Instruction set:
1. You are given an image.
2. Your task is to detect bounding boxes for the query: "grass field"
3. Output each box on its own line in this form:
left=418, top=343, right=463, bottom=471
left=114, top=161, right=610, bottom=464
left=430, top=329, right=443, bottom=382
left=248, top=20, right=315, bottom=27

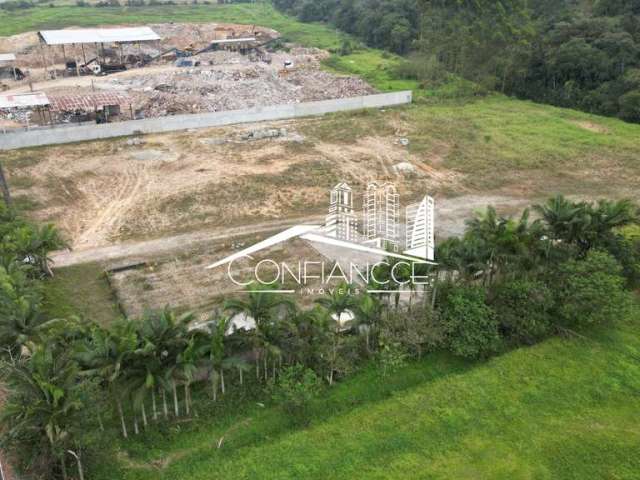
left=42, top=262, right=122, bottom=324
left=89, top=314, right=640, bottom=480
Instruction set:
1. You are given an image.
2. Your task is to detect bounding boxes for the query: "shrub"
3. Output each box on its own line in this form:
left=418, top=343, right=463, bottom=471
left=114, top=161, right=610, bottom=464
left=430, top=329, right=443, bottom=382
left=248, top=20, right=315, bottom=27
left=392, top=53, right=448, bottom=86
left=439, top=286, right=501, bottom=359
left=272, top=365, right=321, bottom=426
left=556, top=250, right=633, bottom=328
left=492, top=280, right=553, bottom=345
left=379, top=306, right=444, bottom=359
left=377, top=340, right=407, bottom=377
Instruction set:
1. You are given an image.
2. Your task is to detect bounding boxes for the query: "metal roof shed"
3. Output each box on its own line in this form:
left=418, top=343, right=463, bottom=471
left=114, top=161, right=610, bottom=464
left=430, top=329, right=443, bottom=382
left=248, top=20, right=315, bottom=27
left=0, top=92, right=49, bottom=109
left=0, top=53, right=17, bottom=63
left=38, top=27, right=161, bottom=45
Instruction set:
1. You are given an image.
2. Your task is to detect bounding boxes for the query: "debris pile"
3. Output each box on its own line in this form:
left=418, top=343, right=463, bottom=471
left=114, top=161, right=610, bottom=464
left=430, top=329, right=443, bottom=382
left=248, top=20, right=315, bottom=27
left=101, top=50, right=375, bottom=117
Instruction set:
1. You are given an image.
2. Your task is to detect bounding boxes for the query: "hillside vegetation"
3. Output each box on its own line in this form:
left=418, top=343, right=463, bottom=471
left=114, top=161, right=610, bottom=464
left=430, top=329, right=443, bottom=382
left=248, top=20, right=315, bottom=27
left=91, top=317, right=640, bottom=479
left=275, top=0, right=640, bottom=122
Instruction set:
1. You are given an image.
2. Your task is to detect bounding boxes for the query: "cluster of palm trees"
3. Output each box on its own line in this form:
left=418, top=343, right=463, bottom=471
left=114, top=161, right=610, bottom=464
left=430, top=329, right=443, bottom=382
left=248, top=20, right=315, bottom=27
left=437, top=195, right=638, bottom=287
left=0, top=195, right=637, bottom=479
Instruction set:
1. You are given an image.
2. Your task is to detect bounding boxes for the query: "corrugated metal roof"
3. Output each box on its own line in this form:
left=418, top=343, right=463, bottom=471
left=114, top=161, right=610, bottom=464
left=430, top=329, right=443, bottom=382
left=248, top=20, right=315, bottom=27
left=0, top=53, right=16, bottom=62
left=49, top=92, right=130, bottom=112
left=39, top=27, right=160, bottom=45
left=0, top=92, right=49, bottom=109
left=210, top=37, right=256, bottom=45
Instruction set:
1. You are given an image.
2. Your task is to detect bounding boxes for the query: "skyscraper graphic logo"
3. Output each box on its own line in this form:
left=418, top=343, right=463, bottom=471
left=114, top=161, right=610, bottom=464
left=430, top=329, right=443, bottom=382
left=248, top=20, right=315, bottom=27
left=325, top=182, right=359, bottom=242
left=363, top=182, right=400, bottom=252
left=405, top=196, right=435, bottom=261
left=207, top=180, right=436, bottom=274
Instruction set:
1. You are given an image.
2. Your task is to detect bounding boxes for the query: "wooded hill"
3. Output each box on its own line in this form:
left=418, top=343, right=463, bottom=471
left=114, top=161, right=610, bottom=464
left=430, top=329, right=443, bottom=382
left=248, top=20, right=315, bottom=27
left=273, top=0, right=640, bottom=122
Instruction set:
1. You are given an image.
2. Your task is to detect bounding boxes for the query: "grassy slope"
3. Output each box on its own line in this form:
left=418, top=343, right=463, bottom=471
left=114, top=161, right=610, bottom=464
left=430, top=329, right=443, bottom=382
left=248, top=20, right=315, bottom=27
left=403, top=96, right=640, bottom=192
left=93, top=318, right=640, bottom=480
left=42, top=262, right=121, bottom=324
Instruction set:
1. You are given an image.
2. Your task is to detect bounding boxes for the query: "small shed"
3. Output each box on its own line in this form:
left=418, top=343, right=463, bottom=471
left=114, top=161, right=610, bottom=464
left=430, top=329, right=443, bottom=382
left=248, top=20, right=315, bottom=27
left=0, top=53, right=24, bottom=81
left=0, top=92, right=51, bottom=126
left=37, top=27, right=161, bottom=77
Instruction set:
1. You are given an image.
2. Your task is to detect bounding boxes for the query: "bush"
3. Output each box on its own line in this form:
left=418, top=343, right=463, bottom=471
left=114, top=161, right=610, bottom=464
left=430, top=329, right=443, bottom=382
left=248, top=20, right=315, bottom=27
left=619, top=90, right=640, bottom=122
left=377, top=341, right=407, bottom=377
left=492, top=280, right=553, bottom=345
left=392, top=53, right=448, bottom=86
left=379, top=306, right=444, bottom=359
left=556, top=250, right=633, bottom=328
left=439, top=286, right=501, bottom=359
left=272, top=365, right=321, bottom=426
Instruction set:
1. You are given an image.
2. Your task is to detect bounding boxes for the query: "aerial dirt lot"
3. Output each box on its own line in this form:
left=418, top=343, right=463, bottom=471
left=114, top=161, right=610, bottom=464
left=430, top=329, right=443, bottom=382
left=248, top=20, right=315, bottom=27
left=4, top=103, right=639, bottom=252
left=5, top=97, right=640, bottom=319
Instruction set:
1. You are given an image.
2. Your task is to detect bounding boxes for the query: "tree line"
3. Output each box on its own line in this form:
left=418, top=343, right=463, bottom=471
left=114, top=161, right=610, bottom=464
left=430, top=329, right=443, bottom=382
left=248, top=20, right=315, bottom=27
left=274, top=0, right=640, bottom=122
left=0, top=196, right=639, bottom=478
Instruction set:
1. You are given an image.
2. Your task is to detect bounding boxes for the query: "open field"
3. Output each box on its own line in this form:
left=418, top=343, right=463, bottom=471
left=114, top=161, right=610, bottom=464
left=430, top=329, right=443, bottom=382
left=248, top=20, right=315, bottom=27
left=88, top=314, right=640, bottom=479
left=5, top=96, right=639, bottom=250
left=5, top=95, right=639, bottom=322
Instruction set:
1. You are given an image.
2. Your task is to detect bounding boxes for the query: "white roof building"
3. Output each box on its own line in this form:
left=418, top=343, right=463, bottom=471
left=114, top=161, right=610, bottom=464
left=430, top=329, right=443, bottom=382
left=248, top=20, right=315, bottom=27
left=0, top=92, right=49, bottom=109
left=0, top=53, right=17, bottom=63
left=38, top=27, right=160, bottom=45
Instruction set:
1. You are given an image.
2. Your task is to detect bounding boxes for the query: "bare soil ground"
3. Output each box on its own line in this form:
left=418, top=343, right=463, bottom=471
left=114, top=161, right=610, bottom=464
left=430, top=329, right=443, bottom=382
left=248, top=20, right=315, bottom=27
left=5, top=113, right=470, bottom=250
left=6, top=99, right=640, bottom=319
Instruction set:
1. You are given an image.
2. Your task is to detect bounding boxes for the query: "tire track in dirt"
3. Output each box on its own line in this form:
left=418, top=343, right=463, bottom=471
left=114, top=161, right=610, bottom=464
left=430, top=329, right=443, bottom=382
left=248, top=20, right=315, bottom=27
left=74, top=164, right=150, bottom=249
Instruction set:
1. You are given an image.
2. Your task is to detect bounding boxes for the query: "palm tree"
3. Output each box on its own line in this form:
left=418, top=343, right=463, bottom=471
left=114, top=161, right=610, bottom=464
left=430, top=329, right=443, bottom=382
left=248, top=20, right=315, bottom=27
left=282, top=306, right=328, bottom=368
left=10, top=223, right=66, bottom=278
left=1, top=343, right=85, bottom=479
left=586, top=199, right=637, bottom=249
left=137, top=309, right=193, bottom=419
left=534, top=195, right=589, bottom=247
left=315, top=282, right=358, bottom=385
left=206, top=315, right=232, bottom=401
left=0, top=262, right=48, bottom=358
left=352, top=293, right=384, bottom=353
left=175, top=336, right=199, bottom=416
left=224, top=283, right=293, bottom=381
left=76, top=320, right=138, bottom=439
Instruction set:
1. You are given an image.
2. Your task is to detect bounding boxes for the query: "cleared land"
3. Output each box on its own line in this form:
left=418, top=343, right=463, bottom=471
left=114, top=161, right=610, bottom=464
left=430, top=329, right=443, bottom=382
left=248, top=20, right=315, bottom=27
left=4, top=95, right=639, bottom=320
left=88, top=316, right=640, bottom=479
left=5, top=97, right=639, bottom=249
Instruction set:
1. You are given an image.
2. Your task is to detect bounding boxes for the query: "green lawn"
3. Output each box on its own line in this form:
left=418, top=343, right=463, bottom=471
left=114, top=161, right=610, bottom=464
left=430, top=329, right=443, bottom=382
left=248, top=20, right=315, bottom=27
left=42, top=262, right=121, bottom=325
left=90, top=315, right=640, bottom=480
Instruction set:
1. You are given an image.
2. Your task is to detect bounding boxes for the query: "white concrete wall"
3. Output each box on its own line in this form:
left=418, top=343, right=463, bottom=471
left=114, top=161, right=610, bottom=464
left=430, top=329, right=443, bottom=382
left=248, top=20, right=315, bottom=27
left=0, top=91, right=412, bottom=150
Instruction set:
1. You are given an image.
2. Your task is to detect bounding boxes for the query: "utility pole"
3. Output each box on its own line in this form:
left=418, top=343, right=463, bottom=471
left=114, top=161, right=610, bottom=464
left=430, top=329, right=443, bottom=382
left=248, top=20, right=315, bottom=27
left=0, top=160, right=12, bottom=208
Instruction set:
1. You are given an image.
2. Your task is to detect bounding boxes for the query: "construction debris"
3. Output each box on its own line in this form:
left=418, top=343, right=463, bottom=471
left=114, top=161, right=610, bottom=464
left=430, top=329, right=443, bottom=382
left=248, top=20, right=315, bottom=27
left=0, top=23, right=376, bottom=127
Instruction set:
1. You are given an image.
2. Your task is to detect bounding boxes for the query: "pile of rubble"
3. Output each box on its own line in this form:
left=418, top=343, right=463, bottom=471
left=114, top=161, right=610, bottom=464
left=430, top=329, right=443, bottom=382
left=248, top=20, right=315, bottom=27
left=101, top=50, right=375, bottom=117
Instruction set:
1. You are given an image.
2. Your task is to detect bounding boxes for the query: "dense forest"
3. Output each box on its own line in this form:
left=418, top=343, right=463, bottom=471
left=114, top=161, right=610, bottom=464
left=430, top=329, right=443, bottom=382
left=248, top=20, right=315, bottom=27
left=273, top=0, right=640, bottom=122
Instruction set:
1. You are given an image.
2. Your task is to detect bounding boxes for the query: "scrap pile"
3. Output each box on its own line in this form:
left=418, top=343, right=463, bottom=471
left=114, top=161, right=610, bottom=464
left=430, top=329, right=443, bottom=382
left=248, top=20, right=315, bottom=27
left=102, top=48, right=375, bottom=117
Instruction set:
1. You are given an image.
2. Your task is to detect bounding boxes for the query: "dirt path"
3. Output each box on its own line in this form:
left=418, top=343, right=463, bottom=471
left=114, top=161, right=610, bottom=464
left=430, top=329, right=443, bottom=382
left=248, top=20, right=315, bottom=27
left=51, top=215, right=327, bottom=268
left=51, top=194, right=529, bottom=268
left=75, top=163, right=151, bottom=248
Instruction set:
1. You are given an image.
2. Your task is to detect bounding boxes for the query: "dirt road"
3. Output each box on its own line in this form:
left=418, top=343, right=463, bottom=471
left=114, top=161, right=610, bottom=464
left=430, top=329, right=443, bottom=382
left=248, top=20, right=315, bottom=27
left=51, top=195, right=529, bottom=268
left=51, top=215, right=326, bottom=268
